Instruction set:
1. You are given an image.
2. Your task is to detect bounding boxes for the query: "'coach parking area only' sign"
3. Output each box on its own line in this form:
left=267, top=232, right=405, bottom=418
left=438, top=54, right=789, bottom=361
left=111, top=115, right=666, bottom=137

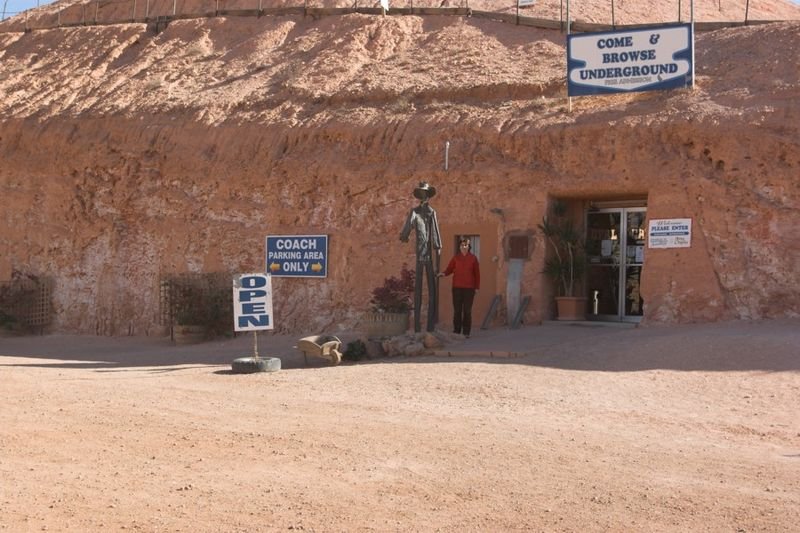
left=266, top=235, right=328, bottom=278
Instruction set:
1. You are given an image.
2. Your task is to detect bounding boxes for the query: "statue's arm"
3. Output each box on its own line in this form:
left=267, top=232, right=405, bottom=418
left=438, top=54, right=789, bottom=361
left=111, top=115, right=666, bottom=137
left=400, top=209, right=413, bottom=242
left=431, top=209, right=442, bottom=252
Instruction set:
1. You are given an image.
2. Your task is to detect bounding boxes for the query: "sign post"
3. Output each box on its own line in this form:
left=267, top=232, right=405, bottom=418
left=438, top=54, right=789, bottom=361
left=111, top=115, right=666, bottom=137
left=231, top=273, right=279, bottom=374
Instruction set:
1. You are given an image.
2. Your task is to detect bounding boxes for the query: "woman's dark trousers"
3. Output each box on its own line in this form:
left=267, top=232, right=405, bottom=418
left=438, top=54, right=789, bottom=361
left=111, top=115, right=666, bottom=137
left=452, top=287, right=476, bottom=336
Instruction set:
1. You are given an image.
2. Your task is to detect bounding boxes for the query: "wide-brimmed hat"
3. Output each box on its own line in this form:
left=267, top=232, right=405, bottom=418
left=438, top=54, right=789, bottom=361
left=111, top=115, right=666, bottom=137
left=413, top=181, right=436, bottom=200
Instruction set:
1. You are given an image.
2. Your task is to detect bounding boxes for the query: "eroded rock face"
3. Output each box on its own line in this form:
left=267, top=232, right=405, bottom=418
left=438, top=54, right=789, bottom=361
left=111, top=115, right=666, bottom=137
left=0, top=13, right=798, bottom=335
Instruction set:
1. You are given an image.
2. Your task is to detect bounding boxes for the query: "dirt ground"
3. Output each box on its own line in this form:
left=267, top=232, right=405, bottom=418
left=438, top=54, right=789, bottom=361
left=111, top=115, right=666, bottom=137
left=1, top=319, right=799, bottom=532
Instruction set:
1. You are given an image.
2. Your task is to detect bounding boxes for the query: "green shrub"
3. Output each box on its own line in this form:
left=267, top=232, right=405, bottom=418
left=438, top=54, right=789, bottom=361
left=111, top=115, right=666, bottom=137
left=343, top=339, right=368, bottom=361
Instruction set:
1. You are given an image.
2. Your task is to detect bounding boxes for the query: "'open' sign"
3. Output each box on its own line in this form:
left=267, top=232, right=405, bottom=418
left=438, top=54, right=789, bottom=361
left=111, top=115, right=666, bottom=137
left=233, top=273, right=274, bottom=331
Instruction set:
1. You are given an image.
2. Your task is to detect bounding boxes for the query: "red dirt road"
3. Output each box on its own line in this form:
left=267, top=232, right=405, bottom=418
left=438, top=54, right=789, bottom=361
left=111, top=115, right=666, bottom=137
left=1, top=320, right=799, bottom=531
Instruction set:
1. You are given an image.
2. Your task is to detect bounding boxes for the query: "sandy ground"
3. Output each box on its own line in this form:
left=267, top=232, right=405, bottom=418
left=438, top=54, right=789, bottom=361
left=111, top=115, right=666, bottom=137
left=1, top=319, right=798, bottom=531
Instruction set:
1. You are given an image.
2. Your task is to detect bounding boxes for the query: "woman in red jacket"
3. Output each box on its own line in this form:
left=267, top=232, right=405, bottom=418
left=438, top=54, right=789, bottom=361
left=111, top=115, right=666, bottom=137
left=438, top=237, right=480, bottom=337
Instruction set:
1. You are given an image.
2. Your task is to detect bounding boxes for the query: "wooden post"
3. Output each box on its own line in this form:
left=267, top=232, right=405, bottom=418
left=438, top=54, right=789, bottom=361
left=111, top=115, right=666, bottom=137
left=611, top=0, right=615, bottom=29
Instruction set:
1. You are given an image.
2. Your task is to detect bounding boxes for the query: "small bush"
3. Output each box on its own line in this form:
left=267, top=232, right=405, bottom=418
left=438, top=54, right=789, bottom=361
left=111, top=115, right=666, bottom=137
left=343, top=339, right=368, bottom=361
left=370, top=265, right=414, bottom=313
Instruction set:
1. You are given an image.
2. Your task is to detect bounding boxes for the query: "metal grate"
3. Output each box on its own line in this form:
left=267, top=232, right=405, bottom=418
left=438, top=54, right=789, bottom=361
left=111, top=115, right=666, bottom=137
left=0, top=276, right=54, bottom=332
left=159, top=272, right=234, bottom=337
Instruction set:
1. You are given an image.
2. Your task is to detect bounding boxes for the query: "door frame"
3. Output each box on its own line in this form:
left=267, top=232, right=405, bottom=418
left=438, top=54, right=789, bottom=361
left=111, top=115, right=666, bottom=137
left=586, top=206, right=647, bottom=323
left=437, top=222, right=498, bottom=331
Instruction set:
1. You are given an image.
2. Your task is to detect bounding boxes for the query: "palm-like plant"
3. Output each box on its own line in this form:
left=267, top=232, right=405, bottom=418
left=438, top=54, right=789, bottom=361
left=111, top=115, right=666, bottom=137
left=538, top=201, right=586, bottom=297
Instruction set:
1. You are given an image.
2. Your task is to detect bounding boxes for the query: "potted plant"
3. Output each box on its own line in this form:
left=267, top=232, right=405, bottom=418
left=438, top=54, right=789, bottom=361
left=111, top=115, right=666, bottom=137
left=538, top=200, right=588, bottom=320
left=363, top=265, right=414, bottom=338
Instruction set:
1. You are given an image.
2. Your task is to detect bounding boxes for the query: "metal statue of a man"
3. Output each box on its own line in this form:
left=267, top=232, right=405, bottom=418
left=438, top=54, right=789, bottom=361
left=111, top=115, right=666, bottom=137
left=400, top=181, right=442, bottom=333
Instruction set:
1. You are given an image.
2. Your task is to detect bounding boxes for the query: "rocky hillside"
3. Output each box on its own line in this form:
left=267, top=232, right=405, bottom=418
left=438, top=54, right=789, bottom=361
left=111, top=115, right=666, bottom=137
left=4, top=0, right=800, bottom=29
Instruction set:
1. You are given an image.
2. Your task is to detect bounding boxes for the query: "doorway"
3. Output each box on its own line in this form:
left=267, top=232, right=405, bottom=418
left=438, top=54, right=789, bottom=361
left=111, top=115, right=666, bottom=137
left=585, top=207, right=647, bottom=322
left=437, top=223, right=498, bottom=333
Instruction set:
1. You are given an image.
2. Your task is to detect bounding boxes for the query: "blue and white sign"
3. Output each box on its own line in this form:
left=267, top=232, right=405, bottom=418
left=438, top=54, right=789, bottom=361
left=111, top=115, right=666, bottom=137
left=233, top=273, right=274, bottom=331
left=567, top=24, right=692, bottom=96
left=266, top=235, right=328, bottom=278
left=648, top=218, right=692, bottom=249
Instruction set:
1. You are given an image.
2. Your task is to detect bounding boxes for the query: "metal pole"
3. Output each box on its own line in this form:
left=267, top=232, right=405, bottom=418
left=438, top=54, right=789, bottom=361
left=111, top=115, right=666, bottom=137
left=253, top=331, right=259, bottom=359
left=1, top=0, right=7, bottom=22
left=691, top=0, right=695, bottom=88
left=567, top=0, right=572, bottom=112
left=744, top=0, right=750, bottom=25
left=678, top=0, right=681, bottom=22
left=433, top=247, right=440, bottom=326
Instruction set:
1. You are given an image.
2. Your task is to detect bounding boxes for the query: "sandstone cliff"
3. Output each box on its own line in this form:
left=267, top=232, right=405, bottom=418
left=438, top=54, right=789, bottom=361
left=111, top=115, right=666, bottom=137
left=0, top=1, right=798, bottom=334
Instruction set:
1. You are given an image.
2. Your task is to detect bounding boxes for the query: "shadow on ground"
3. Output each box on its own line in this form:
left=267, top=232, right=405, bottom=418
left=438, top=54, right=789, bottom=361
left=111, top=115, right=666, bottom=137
left=1, top=318, right=798, bottom=373
left=0, top=332, right=317, bottom=371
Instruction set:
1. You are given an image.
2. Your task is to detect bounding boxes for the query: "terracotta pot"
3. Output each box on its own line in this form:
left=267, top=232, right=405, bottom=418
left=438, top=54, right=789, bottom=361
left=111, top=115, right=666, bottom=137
left=363, top=311, right=409, bottom=338
left=173, top=324, right=205, bottom=344
left=555, top=296, right=587, bottom=321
